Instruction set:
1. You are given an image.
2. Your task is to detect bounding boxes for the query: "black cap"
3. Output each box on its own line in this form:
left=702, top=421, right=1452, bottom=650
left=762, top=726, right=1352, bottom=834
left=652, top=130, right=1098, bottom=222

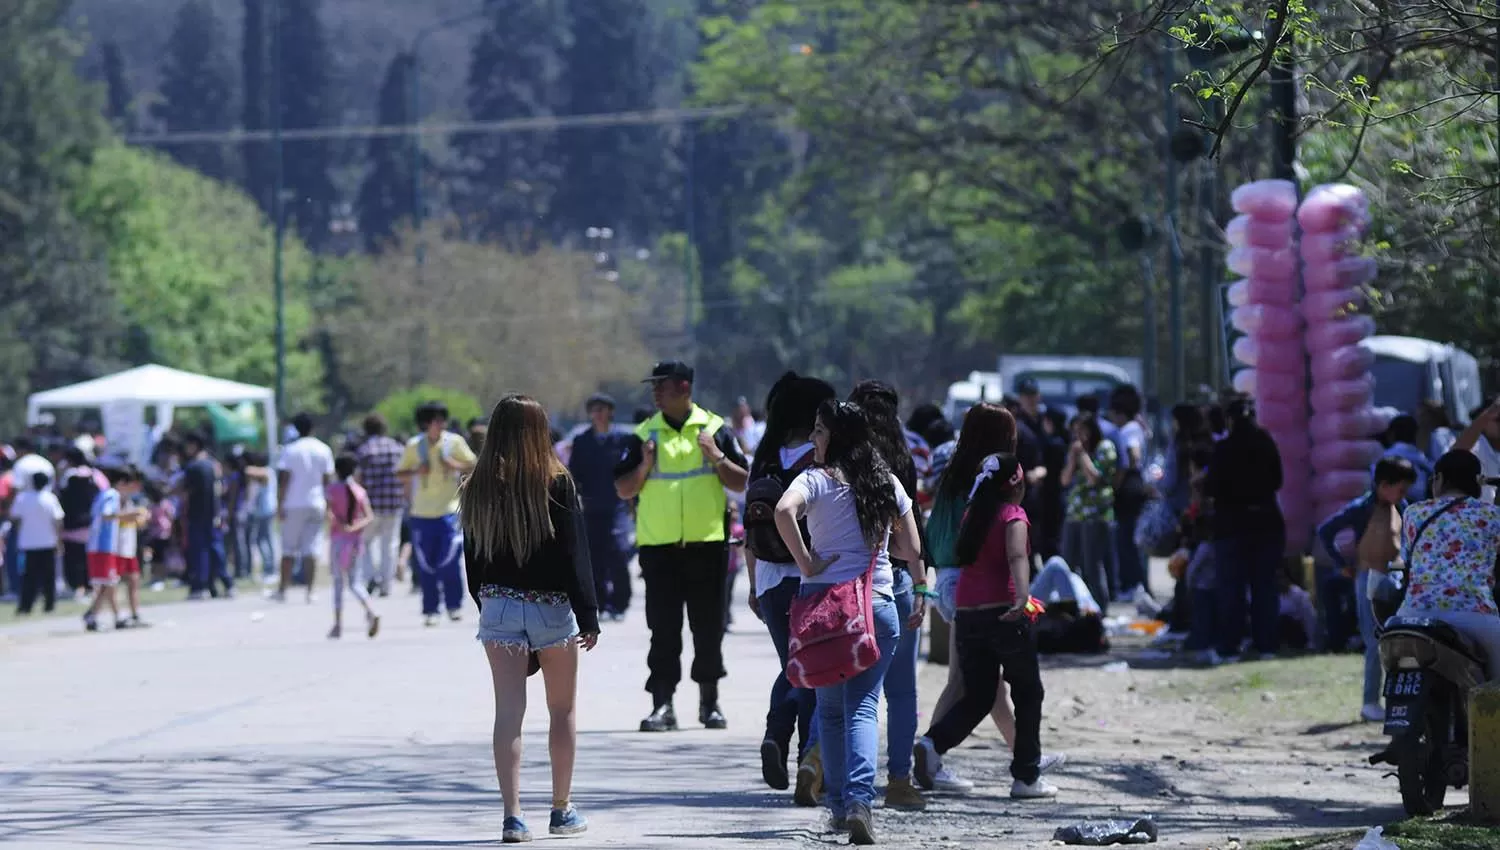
left=641, top=361, right=694, bottom=384
left=1015, top=376, right=1041, bottom=396
left=586, top=393, right=616, bottom=409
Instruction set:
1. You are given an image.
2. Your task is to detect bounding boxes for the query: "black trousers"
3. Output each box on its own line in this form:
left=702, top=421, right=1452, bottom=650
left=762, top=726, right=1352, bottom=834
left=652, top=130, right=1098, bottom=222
left=19, top=548, right=58, bottom=614
left=640, top=543, right=728, bottom=702
left=924, top=607, right=1045, bottom=784
left=62, top=541, right=88, bottom=591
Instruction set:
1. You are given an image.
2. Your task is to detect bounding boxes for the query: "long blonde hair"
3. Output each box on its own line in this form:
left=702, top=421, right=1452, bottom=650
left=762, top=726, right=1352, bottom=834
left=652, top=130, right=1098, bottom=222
left=460, top=394, right=570, bottom=562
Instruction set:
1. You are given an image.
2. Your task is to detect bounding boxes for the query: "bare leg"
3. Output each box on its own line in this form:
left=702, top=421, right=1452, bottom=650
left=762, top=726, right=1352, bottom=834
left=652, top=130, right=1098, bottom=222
left=125, top=575, right=141, bottom=618
left=538, top=641, right=580, bottom=809
left=485, top=644, right=531, bottom=817
left=278, top=556, right=294, bottom=595
left=303, top=560, right=318, bottom=602
left=991, top=680, right=1016, bottom=747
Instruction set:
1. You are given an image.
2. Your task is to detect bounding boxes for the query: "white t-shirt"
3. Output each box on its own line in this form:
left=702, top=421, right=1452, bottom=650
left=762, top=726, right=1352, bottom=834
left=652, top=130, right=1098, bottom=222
left=12, top=453, right=56, bottom=492
left=752, top=443, right=816, bottom=599
left=277, top=436, right=336, bottom=512
left=1475, top=436, right=1500, bottom=503
left=787, top=468, right=912, bottom=599
left=1118, top=420, right=1148, bottom=470
left=10, top=489, right=63, bottom=550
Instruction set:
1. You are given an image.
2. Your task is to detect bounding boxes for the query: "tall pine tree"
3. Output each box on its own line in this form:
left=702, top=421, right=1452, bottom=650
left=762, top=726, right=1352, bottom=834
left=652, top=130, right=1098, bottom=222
left=241, top=0, right=270, bottom=212
left=551, top=0, right=661, bottom=246
left=153, top=0, right=235, bottom=182
left=277, top=0, right=338, bottom=249
left=457, top=0, right=569, bottom=245
left=356, top=53, right=414, bottom=252
left=100, top=42, right=133, bottom=132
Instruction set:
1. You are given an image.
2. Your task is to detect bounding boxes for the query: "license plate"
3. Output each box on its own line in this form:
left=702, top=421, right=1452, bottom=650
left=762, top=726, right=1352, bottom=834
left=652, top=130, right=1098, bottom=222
left=1387, top=670, right=1427, bottom=700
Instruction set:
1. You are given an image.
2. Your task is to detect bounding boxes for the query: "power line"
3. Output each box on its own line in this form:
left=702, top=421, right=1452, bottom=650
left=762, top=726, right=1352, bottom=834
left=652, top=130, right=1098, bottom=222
left=124, top=105, right=758, bottom=146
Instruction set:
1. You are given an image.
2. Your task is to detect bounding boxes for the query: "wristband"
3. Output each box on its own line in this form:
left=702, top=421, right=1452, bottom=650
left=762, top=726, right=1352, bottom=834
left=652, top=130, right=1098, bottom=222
left=913, top=582, right=929, bottom=592
left=917, top=589, right=940, bottom=600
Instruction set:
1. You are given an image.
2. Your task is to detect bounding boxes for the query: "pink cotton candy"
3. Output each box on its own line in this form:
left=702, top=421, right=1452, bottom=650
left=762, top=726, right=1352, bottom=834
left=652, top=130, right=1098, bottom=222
left=1311, top=439, right=1384, bottom=473
left=1226, top=279, right=1249, bottom=307
left=1297, top=184, right=1371, bottom=233
left=1256, top=373, right=1307, bottom=405
left=1301, top=288, right=1369, bottom=322
left=1310, top=344, right=1376, bottom=384
left=1313, top=471, right=1372, bottom=505
left=1232, top=368, right=1257, bottom=395
left=1306, top=316, right=1376, bottom=354
left=1285, top=523, right=1312, bottom=556
left=1299, top=227, right=1363, bottom=263
left=1232, top=336, right=1260, bottom=365
left=1303, top=257, right=1378, bottom=292
left=1271, top=431, right=1311, bottom=462
left=1258, top=400, right=1306, bottom=431
left=1243, top=275, right=1299, bottom=307
left=1232, top=179, right=1300, bottom=221
left=1310, top=407, right=1390, bottom=443
left=1311, top=377, right=1375, bottom=413
left=1226, top=246, right=1299, bottom=281
left=1256, top=305, right=1303, bottom=338
left=1252, top=341, right=1306, bottom=374
left=1226, top=214, right=1295, bottom=249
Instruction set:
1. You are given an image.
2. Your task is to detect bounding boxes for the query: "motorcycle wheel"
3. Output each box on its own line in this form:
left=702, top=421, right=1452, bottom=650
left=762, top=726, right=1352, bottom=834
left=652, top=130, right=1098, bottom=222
left=1397, top=693, right=1450, bottom=817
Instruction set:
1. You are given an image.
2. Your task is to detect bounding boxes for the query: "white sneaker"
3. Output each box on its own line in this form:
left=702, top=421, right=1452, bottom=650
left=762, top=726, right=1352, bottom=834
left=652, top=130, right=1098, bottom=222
left=1039, top=753, right=1067, bottom=775
left=932, top=767, right=975, bottom=793
left=424, top=614, right=440, bottom=627
left=1360, top=703, right=1384, bottom=723
left=1011, top=778, right=1059, bottom=799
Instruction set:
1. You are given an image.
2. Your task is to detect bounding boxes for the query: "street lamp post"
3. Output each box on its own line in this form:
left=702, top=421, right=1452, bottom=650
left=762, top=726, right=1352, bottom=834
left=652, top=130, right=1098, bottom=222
left=270, top=0, right=285, bottom=416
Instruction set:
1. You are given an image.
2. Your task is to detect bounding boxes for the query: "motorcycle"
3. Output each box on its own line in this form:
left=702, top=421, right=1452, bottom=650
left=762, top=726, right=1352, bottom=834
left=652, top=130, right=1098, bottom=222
left=1368, top=506, right=1500, bottom=817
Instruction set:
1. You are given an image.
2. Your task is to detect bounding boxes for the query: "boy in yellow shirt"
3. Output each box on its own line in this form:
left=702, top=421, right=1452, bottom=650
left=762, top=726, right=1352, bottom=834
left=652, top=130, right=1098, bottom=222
left=396, top=401, right=477, bottom=625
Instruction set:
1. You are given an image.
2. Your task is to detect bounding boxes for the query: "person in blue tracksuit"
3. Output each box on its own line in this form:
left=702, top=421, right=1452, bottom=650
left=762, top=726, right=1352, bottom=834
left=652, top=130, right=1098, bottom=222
left=566, top=394, right=636, bottom=620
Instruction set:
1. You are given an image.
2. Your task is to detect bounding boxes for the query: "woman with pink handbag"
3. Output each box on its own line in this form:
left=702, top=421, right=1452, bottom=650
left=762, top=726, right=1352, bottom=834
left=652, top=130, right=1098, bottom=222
left=774, top=400, right=927, bottom=845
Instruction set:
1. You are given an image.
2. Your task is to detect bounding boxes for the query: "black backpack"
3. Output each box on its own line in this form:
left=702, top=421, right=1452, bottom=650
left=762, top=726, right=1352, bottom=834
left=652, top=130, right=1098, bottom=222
left=59, top=470, right=101, bottom=531
left=743, top=455, right=816, bottom=564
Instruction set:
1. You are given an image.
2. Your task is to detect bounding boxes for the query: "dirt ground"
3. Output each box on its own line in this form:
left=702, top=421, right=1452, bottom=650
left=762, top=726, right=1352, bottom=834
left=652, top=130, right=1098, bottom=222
left=852, top=648, right=1431, bottom=849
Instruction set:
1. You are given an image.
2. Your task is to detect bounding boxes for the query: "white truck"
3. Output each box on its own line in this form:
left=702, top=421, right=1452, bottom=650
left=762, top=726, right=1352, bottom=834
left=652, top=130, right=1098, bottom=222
left=943, top=355, right=1145, bottom=425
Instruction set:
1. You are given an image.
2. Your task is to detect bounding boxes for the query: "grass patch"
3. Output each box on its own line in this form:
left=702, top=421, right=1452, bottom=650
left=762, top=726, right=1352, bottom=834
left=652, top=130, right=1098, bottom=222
left=1148, top=653, right=1363, bottom=725
left=1250, top=811, right=1500, bottom=850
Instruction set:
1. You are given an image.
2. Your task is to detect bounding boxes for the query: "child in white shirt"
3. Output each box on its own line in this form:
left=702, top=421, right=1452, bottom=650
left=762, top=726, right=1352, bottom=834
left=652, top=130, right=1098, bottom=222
left=9, top=471, right=64, bottom=614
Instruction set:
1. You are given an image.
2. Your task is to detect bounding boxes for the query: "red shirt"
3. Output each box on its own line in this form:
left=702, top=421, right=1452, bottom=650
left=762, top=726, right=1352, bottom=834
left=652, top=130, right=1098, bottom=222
left=954, top=503, right=1030, bottom=608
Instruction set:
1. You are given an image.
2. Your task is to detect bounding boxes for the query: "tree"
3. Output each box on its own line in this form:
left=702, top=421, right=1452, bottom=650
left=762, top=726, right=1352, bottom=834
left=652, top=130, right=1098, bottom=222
left=100, top=41, right=133, bottom=132
left=153, top=0, right=236, bottom=182
left=0, top=0, right=119, bottom=433
left=277, top=0, right=340, bottom=249
left=71, top=146, right=325, bottom=413
left=456, top=0, right=570, bottom=244
left=356, top=53, right=414, bottom=252
left=551, top=0, right=662, bottom=245
left=241, top=0, right=271, bottom=212
left=373, top=385, right=484, bottom=435
left=327, top=225, right=651, bottom=414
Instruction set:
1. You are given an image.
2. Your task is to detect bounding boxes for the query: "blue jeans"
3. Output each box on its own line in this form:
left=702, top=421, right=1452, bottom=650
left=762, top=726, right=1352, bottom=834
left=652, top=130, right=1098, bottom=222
left=187, top=525, right=232, bottom=596
left=1184, top=587, right=1218, bottom=652
left=809, top=590, right=900, bottom=816
left=1114, top=509, right=1147, bottom=595
left=885, top=569, right=920, bottom=780
left=1355, top=570, right=1385, bottom=706
left=1214, top=530, right=1284, bottom=656
left=246, top=514, right=277, bottom=578
left=760, top=576, right=816, bottom=758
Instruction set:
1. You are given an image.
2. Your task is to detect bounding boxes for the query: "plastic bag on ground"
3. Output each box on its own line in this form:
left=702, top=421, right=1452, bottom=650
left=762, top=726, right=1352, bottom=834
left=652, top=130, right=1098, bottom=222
left=1053, top=817, right=1159, bottom=845
left=1353, top=826, right=1398, bottom=850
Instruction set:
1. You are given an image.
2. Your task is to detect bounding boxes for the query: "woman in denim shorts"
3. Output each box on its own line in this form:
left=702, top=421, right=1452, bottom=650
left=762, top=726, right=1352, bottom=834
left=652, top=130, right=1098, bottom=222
left=461, top=395, right=602, bottom=844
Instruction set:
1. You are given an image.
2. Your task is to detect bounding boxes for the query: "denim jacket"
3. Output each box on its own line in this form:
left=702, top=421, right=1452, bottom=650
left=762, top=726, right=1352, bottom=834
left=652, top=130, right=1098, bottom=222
left=1316, top=491, right=1409, bottom=573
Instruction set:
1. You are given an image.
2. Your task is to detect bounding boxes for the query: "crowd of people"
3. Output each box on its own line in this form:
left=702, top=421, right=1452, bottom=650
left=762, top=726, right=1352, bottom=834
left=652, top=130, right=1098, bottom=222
left=11, top=362, right=1500, bottom=845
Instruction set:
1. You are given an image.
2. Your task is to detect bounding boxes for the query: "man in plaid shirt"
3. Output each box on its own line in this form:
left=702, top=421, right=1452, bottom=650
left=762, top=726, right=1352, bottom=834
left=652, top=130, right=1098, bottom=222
left=356, top=414, right=406, bottom=596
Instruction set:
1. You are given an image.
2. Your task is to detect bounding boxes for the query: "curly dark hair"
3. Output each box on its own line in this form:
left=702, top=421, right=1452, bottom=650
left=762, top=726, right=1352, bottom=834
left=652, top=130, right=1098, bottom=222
left=848, top=380, right=918, bottom=500
left=818, top=400, right=899, bottom=548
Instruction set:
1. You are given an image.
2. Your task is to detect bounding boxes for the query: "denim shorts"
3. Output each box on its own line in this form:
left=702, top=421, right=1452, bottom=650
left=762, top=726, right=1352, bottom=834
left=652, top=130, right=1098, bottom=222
left=934, top=568, right=961, bottom=624
left=476, top=595, right=579, bottom=651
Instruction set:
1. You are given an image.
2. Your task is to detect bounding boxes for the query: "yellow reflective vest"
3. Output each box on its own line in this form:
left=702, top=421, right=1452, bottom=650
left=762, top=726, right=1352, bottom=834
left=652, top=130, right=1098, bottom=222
left=634, top=405, right=728, bottom=546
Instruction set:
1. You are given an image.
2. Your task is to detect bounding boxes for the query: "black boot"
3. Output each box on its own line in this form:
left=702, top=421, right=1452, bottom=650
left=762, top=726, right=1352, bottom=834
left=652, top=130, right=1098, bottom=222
left=640, top=701, right=678, bottom=733
left=699, top=683, right=727, bottom=730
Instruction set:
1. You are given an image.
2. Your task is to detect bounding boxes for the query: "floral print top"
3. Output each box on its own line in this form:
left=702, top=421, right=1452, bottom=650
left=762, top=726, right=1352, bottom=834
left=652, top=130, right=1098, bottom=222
left=1400, top=496, right=1500, bottom=615
left=1067, top=440, right=1119, bottom=524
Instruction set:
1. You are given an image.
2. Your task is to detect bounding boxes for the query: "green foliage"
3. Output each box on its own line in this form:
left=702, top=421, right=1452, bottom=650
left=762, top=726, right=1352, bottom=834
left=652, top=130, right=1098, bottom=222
left=71, top=145, right=325, bottom=413
left=372, top=385, right=485, bottom=434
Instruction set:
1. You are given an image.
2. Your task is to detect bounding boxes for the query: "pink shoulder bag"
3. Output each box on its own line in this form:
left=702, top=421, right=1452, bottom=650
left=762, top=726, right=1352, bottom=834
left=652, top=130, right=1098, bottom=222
left=785, top=535, right=883, bottom=690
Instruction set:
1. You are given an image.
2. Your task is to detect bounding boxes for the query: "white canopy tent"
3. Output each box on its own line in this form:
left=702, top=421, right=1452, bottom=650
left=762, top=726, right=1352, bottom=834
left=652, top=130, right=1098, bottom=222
left=26, top=364, right=278, bottom=466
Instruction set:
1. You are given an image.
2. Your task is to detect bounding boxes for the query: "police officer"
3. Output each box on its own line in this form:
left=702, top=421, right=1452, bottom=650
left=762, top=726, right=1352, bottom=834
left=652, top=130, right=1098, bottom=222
left=615, top=361, right=748, bottom=731
left=566, top=393, right=635, bottom=620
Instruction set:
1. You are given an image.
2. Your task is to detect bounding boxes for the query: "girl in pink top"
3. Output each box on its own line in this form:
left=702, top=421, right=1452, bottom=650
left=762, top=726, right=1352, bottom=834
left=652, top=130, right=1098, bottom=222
left=914, top=452, right=1059, bottom=801
left=326, top=454, right=379, bottom=639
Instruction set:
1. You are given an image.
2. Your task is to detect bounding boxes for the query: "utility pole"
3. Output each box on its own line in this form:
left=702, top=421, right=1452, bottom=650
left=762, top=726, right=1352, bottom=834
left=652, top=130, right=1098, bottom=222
left=1162, top=43, right=1184, bottom=405
left=270, top=0, right=285, bottom=416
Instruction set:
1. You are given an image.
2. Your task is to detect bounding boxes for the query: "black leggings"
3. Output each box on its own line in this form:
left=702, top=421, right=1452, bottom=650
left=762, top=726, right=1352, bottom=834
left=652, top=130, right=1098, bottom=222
left=923, top=607, right=1045, bottom=784
left=19, top=548, right=57, bottom=613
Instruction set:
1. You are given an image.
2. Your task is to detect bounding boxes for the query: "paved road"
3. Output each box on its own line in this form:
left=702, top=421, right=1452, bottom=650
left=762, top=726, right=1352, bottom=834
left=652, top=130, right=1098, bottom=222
left=0, top=582, right=826, bottom=849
